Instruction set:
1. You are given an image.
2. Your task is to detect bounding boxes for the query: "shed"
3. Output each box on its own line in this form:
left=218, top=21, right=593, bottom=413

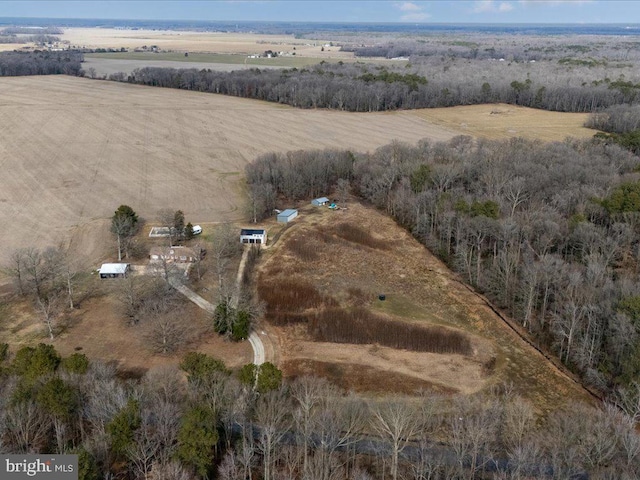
left=277, top=209, right=298, bottom=223
left=311, top=197, right=330, bottom=206
left=240, top=228, right=267, bottom=244
left=99, top=263, right=130, bottom=279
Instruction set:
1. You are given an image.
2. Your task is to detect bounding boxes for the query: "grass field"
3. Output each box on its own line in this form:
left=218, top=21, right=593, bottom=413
left=257, top=203, right=594, bottom=410
left=86, top=51, right=329, bottom=67
left=61, top=28, right=352, bottom=57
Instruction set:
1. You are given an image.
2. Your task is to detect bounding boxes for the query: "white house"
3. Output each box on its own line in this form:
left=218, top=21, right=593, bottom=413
left=240, top=228, right=267, bottom=244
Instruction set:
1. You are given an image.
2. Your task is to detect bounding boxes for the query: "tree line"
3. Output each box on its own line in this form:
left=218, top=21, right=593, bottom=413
left=92, top=33, right=640, bottom=113
left=103, top=59, right=637, bottom=113
left=0, top=50, right=83, bottom=76
left=2, top=344, right=640, bottom=479
left=245, top=136, right=640, bottom=400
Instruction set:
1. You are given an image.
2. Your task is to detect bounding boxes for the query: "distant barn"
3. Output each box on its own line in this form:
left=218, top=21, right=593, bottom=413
left=240, top=228, right=267, bottom=244
left=277, top=209, right=298, bottom=223
left=99, top=263, right=130, bottom=279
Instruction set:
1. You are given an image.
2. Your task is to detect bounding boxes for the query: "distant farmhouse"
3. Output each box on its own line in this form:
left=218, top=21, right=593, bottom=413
left=99, top=263, right=130, bottom=279
left=240, top=228, right=267, bottom=244
left=149, top=246, right=204, bottom=263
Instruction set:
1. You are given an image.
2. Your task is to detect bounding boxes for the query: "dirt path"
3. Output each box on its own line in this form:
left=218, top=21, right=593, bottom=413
left=168, top=276, right=267, bottom=366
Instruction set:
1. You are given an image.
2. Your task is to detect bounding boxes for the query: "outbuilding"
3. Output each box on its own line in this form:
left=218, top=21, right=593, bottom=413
left=99, top=263, right=130, bottom=279
left=240, top=228, right=267, bottom=244
left=311, top=197, right=330, bottom=206
left=277, top=209, right=298, bottom=223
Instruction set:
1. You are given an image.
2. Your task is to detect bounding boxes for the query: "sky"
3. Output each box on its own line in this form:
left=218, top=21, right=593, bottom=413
left=0, top=1, right=639, bottom=24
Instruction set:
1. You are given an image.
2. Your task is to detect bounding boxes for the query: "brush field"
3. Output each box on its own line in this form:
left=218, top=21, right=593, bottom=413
left=256, top=203, right=593, bottom=411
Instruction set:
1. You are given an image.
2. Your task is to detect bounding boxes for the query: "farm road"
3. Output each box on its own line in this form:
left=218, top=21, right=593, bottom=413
left=169, top=279, right=266, bottom=365
left=168, top=245, right=266, bottom=365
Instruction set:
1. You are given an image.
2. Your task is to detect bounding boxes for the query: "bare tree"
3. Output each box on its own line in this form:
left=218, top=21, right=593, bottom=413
left=149, top=461, right=192, bottom=480
left=35, top=292, right=62, bottom=340
left=254, top=388, right=292, bottom=480
left=211, top=223, right=242, bottom=294
left=128, top=410, right=162, bottom=480
left=7, top=248, right=27, bottom=295
left=146, top=312, right=187, bottom=355
left=449, top=396, right=500, bottom=480
left=336, top=178, right=351, bottom=206
left=111, top=215, right=135, bottom=262
left=191, top=243, right=206, bottom=281
left=369, top=397, right=421, bottom=480
left=5, top=401, right=51, bottom=454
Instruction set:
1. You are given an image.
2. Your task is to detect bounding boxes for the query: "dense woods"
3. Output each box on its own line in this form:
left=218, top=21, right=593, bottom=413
left=245, top=136, right=640, bottom=401
left=2, top=346, right=640, bottom=479
left=0, top=50, right=83, bottom=76
left=97, top=33, right=640, bottom=113
left=113, top=60, right=631, bottom=113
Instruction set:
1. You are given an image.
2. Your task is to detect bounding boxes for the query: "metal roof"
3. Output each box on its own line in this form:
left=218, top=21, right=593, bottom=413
left=241, top=229, right=266, bottom=236
left=99, top=263, right=129, bottom=275
left=278, top=209, right=298, bottom=216
left=313, top=197, right=330, bottom=203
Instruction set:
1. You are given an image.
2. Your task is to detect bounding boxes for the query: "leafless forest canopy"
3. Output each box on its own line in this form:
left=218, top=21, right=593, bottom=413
left=245, top=136, right=640, bottom=399
left=97, top=33, right=640, bottom=112
left=2, top=346, right=640, bottom=480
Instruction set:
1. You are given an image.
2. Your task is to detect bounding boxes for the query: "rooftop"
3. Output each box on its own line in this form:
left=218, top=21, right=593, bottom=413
left=279, top=209, right=298, bottom=216
left=241, top=228, right=266, bottom=235
left=99, top=263, right=129, bottom=275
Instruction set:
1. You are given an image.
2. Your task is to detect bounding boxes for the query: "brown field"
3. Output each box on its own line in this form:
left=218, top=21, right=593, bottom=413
left=0, top=75, right=458, bottom=269
left=60, top=28, right=350, bottom=58
left=416, top=103, right=594, bottom=141
left=256, top=203, right=593, bottom=411
left=0, top=76, right=596, bottom=272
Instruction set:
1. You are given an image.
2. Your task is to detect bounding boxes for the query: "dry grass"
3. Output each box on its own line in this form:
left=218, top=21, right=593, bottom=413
left=284, top=359, right=457, bottom=395
left=257, top=277, right=336, bottom=326
left=416, top=103, right=595, bottom=141
left=334, top=223, right=390, bottom=250
left=257, top=203, right=594, bottom=410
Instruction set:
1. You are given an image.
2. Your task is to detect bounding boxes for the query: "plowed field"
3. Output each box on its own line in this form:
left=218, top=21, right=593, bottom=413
left=0, top=76, right=594, bottom=269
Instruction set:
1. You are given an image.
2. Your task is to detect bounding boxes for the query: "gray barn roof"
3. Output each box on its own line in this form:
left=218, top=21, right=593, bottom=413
left=278, top=209, right=298, bottom=217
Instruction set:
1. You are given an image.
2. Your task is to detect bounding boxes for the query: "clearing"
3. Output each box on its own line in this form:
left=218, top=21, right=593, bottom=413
left=255, top=202, right=593, bottom=412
